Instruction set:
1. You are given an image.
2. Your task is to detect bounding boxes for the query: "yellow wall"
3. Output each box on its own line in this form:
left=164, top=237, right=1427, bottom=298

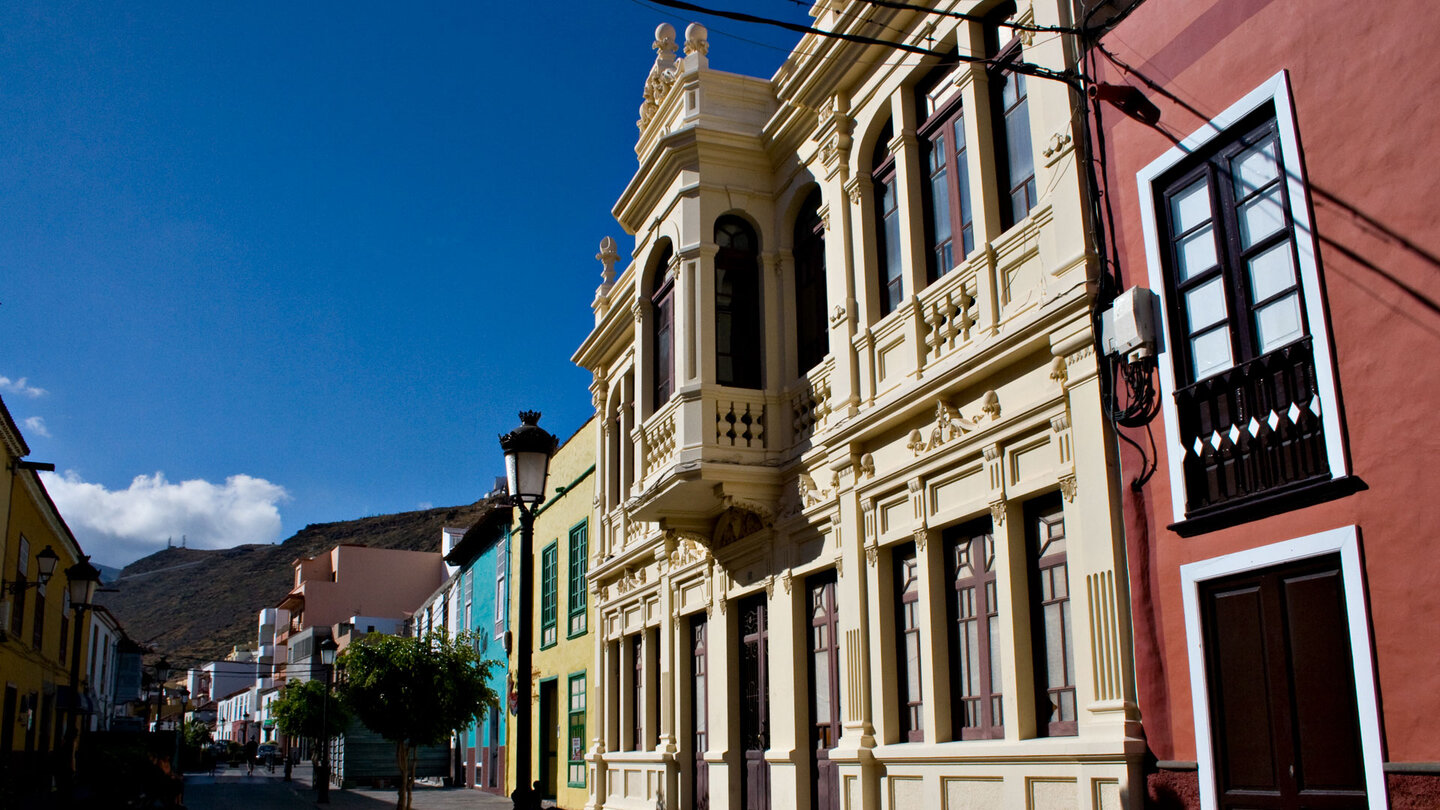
left=1, top=434, right=93, bottom=756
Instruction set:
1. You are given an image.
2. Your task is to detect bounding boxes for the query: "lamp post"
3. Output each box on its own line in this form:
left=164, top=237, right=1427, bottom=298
left=150, top=657, right=171, bottom=733
left=499, top=411, right=556, bottom=810
left=63, top=557, right=101, bottom=788
left=316, top=635, right=338, bottom=805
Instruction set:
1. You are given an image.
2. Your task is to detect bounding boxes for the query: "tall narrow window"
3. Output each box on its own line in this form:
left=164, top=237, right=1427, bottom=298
left=1158, top=112, right=1328, bottom=514
left=919, top=63, right=975, bottom=281
left=947, top=521, right=1002, bottom=739
left=568, top=521, right=588, bottom=637
left=33, top=586, right=45, bottom=651
left=715, top=217, right=762, bottom=389
left=630, top=634, right=644, bottom=751
left=988, top=2, right=1037, bottom=228
left=872, top=122, right=904, bottom=314
left=1028, top=497, right=1075, bottom=736
left=495, top=530, right=509, bottom=640
left=793, top=188, right=829, bottom=374
left=567, top=673, right=587, bottom=787
left=540, top=542, right=558, bottom=648
left=651, top=244, right=676, bottom=410
left=894, top=545, right=924, bottom=741
left=11, top=537, right=29, bottom=636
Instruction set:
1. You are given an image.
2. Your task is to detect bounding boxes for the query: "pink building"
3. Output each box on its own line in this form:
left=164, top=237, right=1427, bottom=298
left=275, top=544, right=446, bottom=647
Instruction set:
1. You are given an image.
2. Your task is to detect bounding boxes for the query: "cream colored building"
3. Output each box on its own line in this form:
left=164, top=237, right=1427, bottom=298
left=574, top=3, right=1141, bottom=809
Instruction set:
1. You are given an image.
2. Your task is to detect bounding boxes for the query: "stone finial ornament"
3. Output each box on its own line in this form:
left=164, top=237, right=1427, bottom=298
left=639, top=24, right=681, bottom=129
left=684, top=23, right=709, bottom=58
left=596, top=236, right=618, bottom=289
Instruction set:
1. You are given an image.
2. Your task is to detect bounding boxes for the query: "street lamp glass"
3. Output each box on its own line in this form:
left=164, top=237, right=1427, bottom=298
left=35, top=546, right=59, bottom=584
left=66, top=559, right=101, bottom=606
left=499, top=411, right=557, bottom=505
left=318, top=636, right=338, bottom=667
left=155, top=657, right=171, bottom=683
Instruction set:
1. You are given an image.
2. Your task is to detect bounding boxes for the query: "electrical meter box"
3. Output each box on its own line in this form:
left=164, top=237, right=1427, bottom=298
left=1101, top=287, right=1160, bottom=361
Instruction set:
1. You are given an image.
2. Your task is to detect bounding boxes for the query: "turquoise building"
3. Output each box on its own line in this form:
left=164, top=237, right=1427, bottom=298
left=442, top=494, right=512, bottom=795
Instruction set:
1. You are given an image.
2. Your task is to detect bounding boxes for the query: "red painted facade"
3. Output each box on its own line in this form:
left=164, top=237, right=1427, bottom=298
left=1089, top=0, right=1440, bottom=806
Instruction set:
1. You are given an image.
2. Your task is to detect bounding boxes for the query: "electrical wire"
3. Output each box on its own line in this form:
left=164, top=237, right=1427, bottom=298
left=641, top=0, right=1085, bottom=88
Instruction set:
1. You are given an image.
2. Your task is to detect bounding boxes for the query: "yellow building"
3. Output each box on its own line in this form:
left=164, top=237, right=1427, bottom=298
left=0, top=395, right=96, bottom=794
left=508, top=417, right=597, bottom=809
left=574, top=3, right=1140, bottom=809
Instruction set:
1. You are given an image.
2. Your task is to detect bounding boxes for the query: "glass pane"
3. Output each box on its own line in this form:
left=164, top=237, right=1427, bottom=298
left=1255, top=294, right=1304, bottom=353
left=1237, top=185, right=1286, bottom=248
left=954, top=118, right=972, bottom=253
left=1190, top=327, right=1233, bottom=379
left=813, top=651, right=830, bottom=723
left=1231, top=135, right=1280, bottom=199
left=1176, top=225, right=1218, bottom=282
left=1248, top=241, right=1297, bottom=303
left=1006, top=101, right=1034, bottom=192
left=1169, top=178, right=1212, bottom=234
left=1184, top=277, right=1229, bottom=331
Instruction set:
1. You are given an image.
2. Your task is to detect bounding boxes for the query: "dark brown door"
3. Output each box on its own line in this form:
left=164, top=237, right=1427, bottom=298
left=1200, top=554, right=1367, bottom=809
left=1, top=686, right=15, bottom=754
left=808, top=574, right=841, bottom=810
left=739, top=595, right=770, bottom=810
left=692, top=616, right=710, bottom=810
left=538, top=679, right=559, bottom=799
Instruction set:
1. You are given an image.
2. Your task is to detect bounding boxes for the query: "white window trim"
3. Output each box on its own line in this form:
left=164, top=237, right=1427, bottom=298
left=1178, top=525, right=1386, bottom=810
left=1137, top=69, right=1347, bottom=524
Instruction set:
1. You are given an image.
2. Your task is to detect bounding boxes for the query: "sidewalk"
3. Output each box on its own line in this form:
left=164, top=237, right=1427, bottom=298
left=184, top=761, right=517, bottom=809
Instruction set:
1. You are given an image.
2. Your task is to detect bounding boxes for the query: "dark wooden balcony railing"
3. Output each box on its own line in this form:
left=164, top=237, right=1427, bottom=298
left=1175, top=337, right=1329, bottom=515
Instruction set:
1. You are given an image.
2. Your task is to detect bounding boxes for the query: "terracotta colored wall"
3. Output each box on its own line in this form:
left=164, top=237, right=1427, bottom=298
left=296, top=546, right=445, bottom=630
left=1094, top=0, right=1440, bottom=767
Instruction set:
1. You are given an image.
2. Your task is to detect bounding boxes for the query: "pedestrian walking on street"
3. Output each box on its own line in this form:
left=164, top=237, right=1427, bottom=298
left=244, top=739, right=258, bottom=776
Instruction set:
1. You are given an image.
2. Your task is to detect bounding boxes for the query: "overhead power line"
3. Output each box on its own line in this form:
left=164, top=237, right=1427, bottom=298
left=643, top=0, right=1082, bottom=88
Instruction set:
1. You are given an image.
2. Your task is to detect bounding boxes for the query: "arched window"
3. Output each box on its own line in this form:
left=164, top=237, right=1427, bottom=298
left=793, top=188, right=828, bottom=374
left=872, top=121, right=904, bottom=315
left=714, top=216, right=762, bottom=389
left=650, top=244, right=675, bottom=411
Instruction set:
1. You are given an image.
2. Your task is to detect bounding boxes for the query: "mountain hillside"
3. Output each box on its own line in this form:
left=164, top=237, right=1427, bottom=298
left=95, top=501, right=495, bottom=668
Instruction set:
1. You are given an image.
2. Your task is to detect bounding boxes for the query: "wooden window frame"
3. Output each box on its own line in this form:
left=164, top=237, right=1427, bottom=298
left=567, top=521, right=588, bottom=638
left=986, top=3, right=1037, bottom=229
left=567, top=672, right=587, bottom=788
left=945, top=521, right=1003, bottom=740
left=540, top=542, right=558, bottom=649
left=918, top=65, right=975, bottom=282
left=715, top=217, right=763, bottom=389
left=893, top=544, right=924, bottom=742
left=1138, top=71, right=1349, bottom=528
left=872, top=123, right=904, bottom=316
left=1026, top=497, right=1075, bottom=737
left=793, top=187, right=829, bottom=375
left=651, top=244, right=676, bottom=411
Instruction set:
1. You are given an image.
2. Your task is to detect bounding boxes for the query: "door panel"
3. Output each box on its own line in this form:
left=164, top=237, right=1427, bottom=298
left=693, top=616, right=709, bottom=810
left=808, top=574, right=840, bottom=810
left=1201, top=554, right=1367, bottom=810
left=740, top=595, right=770, bottom=810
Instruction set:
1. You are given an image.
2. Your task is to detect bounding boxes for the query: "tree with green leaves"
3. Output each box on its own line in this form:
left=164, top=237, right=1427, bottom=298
left=337, top=631, right=499, bottom=810
left=271, top=677, right=352, bottom=764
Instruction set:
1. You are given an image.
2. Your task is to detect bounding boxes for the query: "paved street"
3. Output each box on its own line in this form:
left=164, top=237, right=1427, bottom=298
left=182, top=762, right=516, bottom=810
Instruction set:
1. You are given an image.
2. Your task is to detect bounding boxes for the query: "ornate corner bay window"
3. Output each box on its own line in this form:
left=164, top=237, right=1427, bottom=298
left=1140, top=72, right=1348, bottom=528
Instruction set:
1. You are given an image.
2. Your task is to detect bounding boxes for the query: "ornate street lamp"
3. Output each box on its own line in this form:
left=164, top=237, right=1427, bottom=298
left=498, top=411, right=556, bottom=810
left=2, top=544, right=59, bottom=593
left=65, top=558, right=102, bottom=741
left=316, top=635, right=339, bottom=804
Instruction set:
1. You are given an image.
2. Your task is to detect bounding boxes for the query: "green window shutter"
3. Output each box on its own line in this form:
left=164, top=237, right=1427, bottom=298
left=568, top=521, right=589, bottom=636
left=541, top=543, right=558, bottom=648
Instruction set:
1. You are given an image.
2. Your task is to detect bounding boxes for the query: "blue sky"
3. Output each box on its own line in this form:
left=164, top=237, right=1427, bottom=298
left=0, top=1, right=811, bottom=567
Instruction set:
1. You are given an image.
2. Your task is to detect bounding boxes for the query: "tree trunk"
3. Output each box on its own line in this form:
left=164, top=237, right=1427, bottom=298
left=394, top=742, right=409, bottom=810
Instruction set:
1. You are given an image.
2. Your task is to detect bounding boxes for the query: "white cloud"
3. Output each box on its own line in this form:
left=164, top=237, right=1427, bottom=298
left=22, top=416, right=50, bottom=438
left=417, top=501, right=434, bottom=510
left=0, top=376, right=47, bottom=398
left=41, top=470, right=290, bottom=567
